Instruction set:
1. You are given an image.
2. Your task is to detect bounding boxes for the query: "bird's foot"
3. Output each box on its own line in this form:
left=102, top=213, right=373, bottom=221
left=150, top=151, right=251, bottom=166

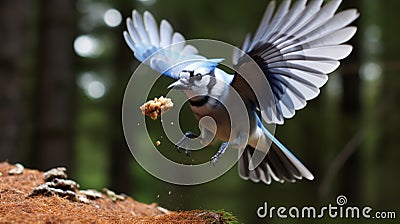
left=176, top=131, right=198, bottom=156
left=210, top=142, right=229, bottom=165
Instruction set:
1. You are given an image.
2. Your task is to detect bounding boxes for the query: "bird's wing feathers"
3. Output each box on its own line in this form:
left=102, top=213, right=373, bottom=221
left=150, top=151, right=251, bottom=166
left=233, top=0, right=359, bottom=124
left=124, top=11, right=208, bottom=79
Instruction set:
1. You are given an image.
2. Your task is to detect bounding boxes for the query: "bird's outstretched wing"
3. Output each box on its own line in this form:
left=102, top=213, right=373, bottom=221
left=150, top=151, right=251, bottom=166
left=123, top=11, right=210, bottom=79
left=233, top=0, right=359, bottom=124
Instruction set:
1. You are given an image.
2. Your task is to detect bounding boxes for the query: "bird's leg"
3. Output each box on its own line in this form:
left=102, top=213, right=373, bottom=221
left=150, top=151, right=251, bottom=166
left=209, top=132, right=247, bottom=165
left=176, top=131, right=198, bottom=156
left=210, top=142, right=229, bottom=165
left=176, top=124, right=215, bottom=156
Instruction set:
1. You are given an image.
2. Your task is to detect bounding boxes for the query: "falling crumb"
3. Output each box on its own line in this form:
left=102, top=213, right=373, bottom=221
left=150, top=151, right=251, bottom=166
left=140, top=96, right=173, bottom=120
left=168, top=191, right=172, bottom=195
left=155, top=140, right=161, bottom=146
left=8, top=163, right=24, bottom=175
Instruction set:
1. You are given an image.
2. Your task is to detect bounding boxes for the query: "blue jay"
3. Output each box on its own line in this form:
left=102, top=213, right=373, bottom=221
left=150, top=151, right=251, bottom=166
left=124, top=0, right=359, bottom=184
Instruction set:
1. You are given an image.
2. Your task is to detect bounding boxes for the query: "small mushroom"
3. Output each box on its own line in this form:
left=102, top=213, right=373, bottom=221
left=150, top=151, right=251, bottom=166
left=8, top=163, right=24, bottom=175
left=49, top=178, right=80, bottom=191
left=29, top=183, right=77, bottom=201
left=80, top=189, right=103, bottom=200
left=44, top=167, right=68, bottom=181
left=103, top=188, right=126, bottom=202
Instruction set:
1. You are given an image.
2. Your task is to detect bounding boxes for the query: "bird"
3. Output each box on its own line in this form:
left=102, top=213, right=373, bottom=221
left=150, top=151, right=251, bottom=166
left=123, top=0, right=359, bottom=184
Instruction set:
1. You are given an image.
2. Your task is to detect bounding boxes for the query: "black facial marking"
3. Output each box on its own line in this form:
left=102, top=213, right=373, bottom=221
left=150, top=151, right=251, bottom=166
left=188, top=96, right=209, bottom=107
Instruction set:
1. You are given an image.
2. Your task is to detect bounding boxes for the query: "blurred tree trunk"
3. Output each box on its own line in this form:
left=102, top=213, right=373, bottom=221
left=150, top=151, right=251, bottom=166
left=0, top=0, right=30, bottom=163
left=32, top=0, right=76, bottom=170
left=108, top=1, right=135, bottom=193
left=376, top=0, right=400, bottom=207
left=339, top=0, right=362, bottom=200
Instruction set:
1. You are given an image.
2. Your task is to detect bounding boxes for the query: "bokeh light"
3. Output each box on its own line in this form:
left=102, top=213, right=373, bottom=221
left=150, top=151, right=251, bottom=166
left=104, top=9, right=122, bottom=27
left=74, top=35, right=102, bottom=58
left=78, top=72, right=107, bottom=99
left=87, top=81, right=106, bottom=99
left=137, top=0, right=157, bottom=6
left=360, top=62, right=382, bottom=82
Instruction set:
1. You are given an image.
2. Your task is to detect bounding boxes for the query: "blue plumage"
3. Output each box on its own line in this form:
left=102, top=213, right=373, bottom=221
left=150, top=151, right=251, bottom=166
left=124, top=0, right=359, bottom=184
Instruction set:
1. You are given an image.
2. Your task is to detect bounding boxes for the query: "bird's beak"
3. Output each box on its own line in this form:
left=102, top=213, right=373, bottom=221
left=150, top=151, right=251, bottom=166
left=168, top=80, right=190, bottom=90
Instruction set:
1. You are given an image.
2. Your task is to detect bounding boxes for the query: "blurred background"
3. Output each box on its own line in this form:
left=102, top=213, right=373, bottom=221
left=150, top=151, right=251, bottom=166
left=0, top=0, right=399, bottom=223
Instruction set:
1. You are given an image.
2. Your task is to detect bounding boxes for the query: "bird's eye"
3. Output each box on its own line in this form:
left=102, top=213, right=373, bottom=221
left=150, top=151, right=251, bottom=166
left=194, top=73, right=202, bottom=80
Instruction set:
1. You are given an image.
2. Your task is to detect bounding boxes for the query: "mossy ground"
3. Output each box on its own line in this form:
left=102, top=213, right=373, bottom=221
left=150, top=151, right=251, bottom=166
left=0, top=162, right=237, bottom=223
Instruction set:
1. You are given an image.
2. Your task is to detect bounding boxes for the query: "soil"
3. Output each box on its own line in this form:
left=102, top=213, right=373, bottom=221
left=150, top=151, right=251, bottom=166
left=0, top=162, right=235, bottom=223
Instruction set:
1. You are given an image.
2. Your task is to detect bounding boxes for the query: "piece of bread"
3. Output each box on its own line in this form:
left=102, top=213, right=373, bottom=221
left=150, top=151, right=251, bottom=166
left=140, top=96, right=173, bottom=120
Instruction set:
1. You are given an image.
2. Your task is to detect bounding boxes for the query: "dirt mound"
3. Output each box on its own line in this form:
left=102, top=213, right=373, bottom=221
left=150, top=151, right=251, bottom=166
left=0, top=162, right=236, bottom=223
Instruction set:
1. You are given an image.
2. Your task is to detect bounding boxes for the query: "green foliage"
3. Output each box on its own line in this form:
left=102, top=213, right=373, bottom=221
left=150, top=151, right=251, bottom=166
left=203, top=209, right=239, bottom=224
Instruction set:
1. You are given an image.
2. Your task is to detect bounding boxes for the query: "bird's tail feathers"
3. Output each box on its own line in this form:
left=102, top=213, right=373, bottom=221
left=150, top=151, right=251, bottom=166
left=238, top=113, right=315, bottom=184
left=238, top=142, right=314, bottom=184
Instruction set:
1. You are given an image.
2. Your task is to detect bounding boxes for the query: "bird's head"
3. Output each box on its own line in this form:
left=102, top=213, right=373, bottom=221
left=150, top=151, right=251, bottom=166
left=168, top=59, right=224, bottom=96
left=168, top=67, right=214, bottom=95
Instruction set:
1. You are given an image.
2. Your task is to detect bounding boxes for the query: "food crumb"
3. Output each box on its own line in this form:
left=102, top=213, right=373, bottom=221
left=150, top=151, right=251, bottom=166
left=140, top=96, right=173, bottom=120
left=155, top=140, right=161, bottom=146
